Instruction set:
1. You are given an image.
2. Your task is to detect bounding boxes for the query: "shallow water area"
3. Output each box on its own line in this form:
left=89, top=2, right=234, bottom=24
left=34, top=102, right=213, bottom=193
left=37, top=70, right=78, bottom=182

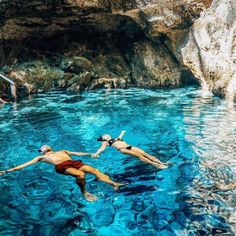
left=0, top=87, right=236, bottom=235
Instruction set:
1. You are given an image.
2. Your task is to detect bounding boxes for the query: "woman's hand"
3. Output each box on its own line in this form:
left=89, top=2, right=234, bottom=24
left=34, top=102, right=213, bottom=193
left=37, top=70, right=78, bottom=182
left=91, top=154, right=99, bottom=158
left=0, top=171, right=6, bottom=175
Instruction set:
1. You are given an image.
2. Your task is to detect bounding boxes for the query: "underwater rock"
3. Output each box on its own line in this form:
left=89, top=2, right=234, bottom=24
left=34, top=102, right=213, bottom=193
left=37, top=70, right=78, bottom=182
left=89, top=203, right=116, bottom=227
left=60, top=214, right=94, bottom=234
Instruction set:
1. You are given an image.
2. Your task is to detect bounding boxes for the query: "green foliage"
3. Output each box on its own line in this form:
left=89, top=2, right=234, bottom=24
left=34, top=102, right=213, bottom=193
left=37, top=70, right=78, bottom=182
left=28, top=67, right=63, bottom=90
left=61, top=56, right=92, bottom=73
left=22, top=61, right=64, bottom=90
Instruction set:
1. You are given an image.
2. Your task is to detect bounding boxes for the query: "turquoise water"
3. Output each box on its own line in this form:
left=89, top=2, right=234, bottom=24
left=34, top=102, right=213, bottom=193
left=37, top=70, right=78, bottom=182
left=0, top=87, right=236, bottom=235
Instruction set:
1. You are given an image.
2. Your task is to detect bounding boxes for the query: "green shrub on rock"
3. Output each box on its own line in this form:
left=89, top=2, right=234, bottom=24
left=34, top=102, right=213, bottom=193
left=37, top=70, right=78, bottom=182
left=27, top=66, right=64, bottom=90
left=61, top=56, right=92, bottom=73
left=16, top=60, right=64, bottom=91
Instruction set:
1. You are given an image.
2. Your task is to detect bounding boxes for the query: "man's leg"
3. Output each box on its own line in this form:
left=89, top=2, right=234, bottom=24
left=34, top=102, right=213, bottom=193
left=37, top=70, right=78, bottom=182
left=65, top=168, right=97, bottom=202
left=79, top=165, right=126, bottom=190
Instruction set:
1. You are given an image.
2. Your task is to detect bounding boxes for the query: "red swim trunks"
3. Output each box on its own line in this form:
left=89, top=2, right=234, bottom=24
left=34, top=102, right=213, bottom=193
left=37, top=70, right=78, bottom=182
left=55, top=160, right=85, bottom=174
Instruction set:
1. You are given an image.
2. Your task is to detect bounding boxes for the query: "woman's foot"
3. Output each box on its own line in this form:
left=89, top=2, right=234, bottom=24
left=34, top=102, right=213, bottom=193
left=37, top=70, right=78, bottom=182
left=84, top=192, right=98, bottom=202
left=154, top=164, right=168, bottom=169
left=113, top=182, right=128, bottom=191
left=163, top=162, right=172, bottom=165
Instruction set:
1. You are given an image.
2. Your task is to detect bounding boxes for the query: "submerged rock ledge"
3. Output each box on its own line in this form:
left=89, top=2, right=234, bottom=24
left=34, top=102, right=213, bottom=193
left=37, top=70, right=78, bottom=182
left=2, top=0, right=234, bottom=100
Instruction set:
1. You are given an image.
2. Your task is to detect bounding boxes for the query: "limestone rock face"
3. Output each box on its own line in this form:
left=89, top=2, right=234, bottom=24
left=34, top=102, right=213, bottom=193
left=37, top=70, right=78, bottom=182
left=181, top=0, right=236, bottom=100
left=0, top=0, right=213, bottom=97
left=129, top=39, right=182, bottom=87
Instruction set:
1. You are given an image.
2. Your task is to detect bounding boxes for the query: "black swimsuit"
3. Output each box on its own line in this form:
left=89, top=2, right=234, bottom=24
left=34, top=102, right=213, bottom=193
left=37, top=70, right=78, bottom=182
left=108, top=139, right=132, bottom=151
left=108, top=139, right=117, bottom=146
left=124, top=146, right=132, bottom=150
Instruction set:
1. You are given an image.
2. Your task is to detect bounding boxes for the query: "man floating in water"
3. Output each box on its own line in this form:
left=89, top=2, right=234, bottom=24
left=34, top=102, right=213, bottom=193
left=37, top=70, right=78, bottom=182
left=0, top=145, right=125, bottom=202
left=93, top=130, right=168, bottom=169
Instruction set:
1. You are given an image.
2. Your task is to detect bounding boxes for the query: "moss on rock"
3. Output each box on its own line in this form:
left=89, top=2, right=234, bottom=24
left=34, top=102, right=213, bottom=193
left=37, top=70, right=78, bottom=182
left=61, top=56, right=92, bottom=73
left=8, top=60, right=64, bottom=94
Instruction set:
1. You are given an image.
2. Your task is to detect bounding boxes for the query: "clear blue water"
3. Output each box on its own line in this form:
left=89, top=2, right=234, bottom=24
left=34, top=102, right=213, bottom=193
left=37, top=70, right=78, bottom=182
left=0, top=87, right=236, bottom=235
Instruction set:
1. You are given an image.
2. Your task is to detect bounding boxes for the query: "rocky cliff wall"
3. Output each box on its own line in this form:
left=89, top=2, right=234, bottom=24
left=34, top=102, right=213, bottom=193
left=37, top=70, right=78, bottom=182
left=181, top=0, right=236, bottom=100
left=0, top=0, right=213, bottom=99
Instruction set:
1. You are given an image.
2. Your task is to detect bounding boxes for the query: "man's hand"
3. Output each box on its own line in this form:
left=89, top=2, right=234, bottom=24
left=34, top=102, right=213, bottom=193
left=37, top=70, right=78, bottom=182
left=121, top=130, right=126, bottom=133
left=0, top=171, right=6, bottom=175
left=91, top=154, right=99, bottom=158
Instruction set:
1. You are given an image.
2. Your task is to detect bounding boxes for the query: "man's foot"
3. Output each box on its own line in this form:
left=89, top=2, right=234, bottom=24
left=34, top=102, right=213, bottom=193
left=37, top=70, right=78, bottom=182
left=84, top=192, right=98, bottom=202
left=113, top=182, right=128, bottom=191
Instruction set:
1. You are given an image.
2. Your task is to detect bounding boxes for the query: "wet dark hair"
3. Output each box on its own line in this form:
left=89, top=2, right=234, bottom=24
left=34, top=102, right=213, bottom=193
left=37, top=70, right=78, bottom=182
left=97, top=134, right=112, bottom=142
left=97, top=136, right=104, bottom=141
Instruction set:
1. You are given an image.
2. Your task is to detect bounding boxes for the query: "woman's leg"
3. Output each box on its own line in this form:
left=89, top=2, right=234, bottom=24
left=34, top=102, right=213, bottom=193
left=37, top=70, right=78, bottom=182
left=120, top=149, right=167, bottom=169
left=131, top=146, right=164, bottom=165
left=80, top=165, right=126, bottom=190
left=65, top=167, right=97, bottom=202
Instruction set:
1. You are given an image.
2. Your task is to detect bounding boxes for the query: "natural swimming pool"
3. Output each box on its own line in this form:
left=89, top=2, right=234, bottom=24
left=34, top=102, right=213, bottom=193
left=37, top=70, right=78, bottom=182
left=0, top=87, right=236, bottom=235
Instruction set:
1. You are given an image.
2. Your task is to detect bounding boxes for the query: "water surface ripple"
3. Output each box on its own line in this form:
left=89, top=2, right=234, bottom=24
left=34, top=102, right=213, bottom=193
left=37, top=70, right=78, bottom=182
left=0, top=87, right=236, bottom=235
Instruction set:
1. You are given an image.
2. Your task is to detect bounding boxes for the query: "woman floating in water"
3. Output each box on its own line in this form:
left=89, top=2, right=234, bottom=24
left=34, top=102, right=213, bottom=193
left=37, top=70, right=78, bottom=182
left=0, top=145, right=125, bottom=202
left=93, top=131, right=168, bottom=169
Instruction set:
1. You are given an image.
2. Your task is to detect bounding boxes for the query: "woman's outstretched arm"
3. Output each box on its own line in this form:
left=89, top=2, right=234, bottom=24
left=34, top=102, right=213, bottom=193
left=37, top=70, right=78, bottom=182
left=117, top=130, right=126, bottom=140
left=92, top=142, right=108, bottom=158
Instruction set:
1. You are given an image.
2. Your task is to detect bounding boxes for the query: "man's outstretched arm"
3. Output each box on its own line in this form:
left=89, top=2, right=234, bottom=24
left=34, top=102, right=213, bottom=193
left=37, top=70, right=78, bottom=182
left=65, top=150, right=91, bottom=157
left=0, top=156, right=42, bottom=175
